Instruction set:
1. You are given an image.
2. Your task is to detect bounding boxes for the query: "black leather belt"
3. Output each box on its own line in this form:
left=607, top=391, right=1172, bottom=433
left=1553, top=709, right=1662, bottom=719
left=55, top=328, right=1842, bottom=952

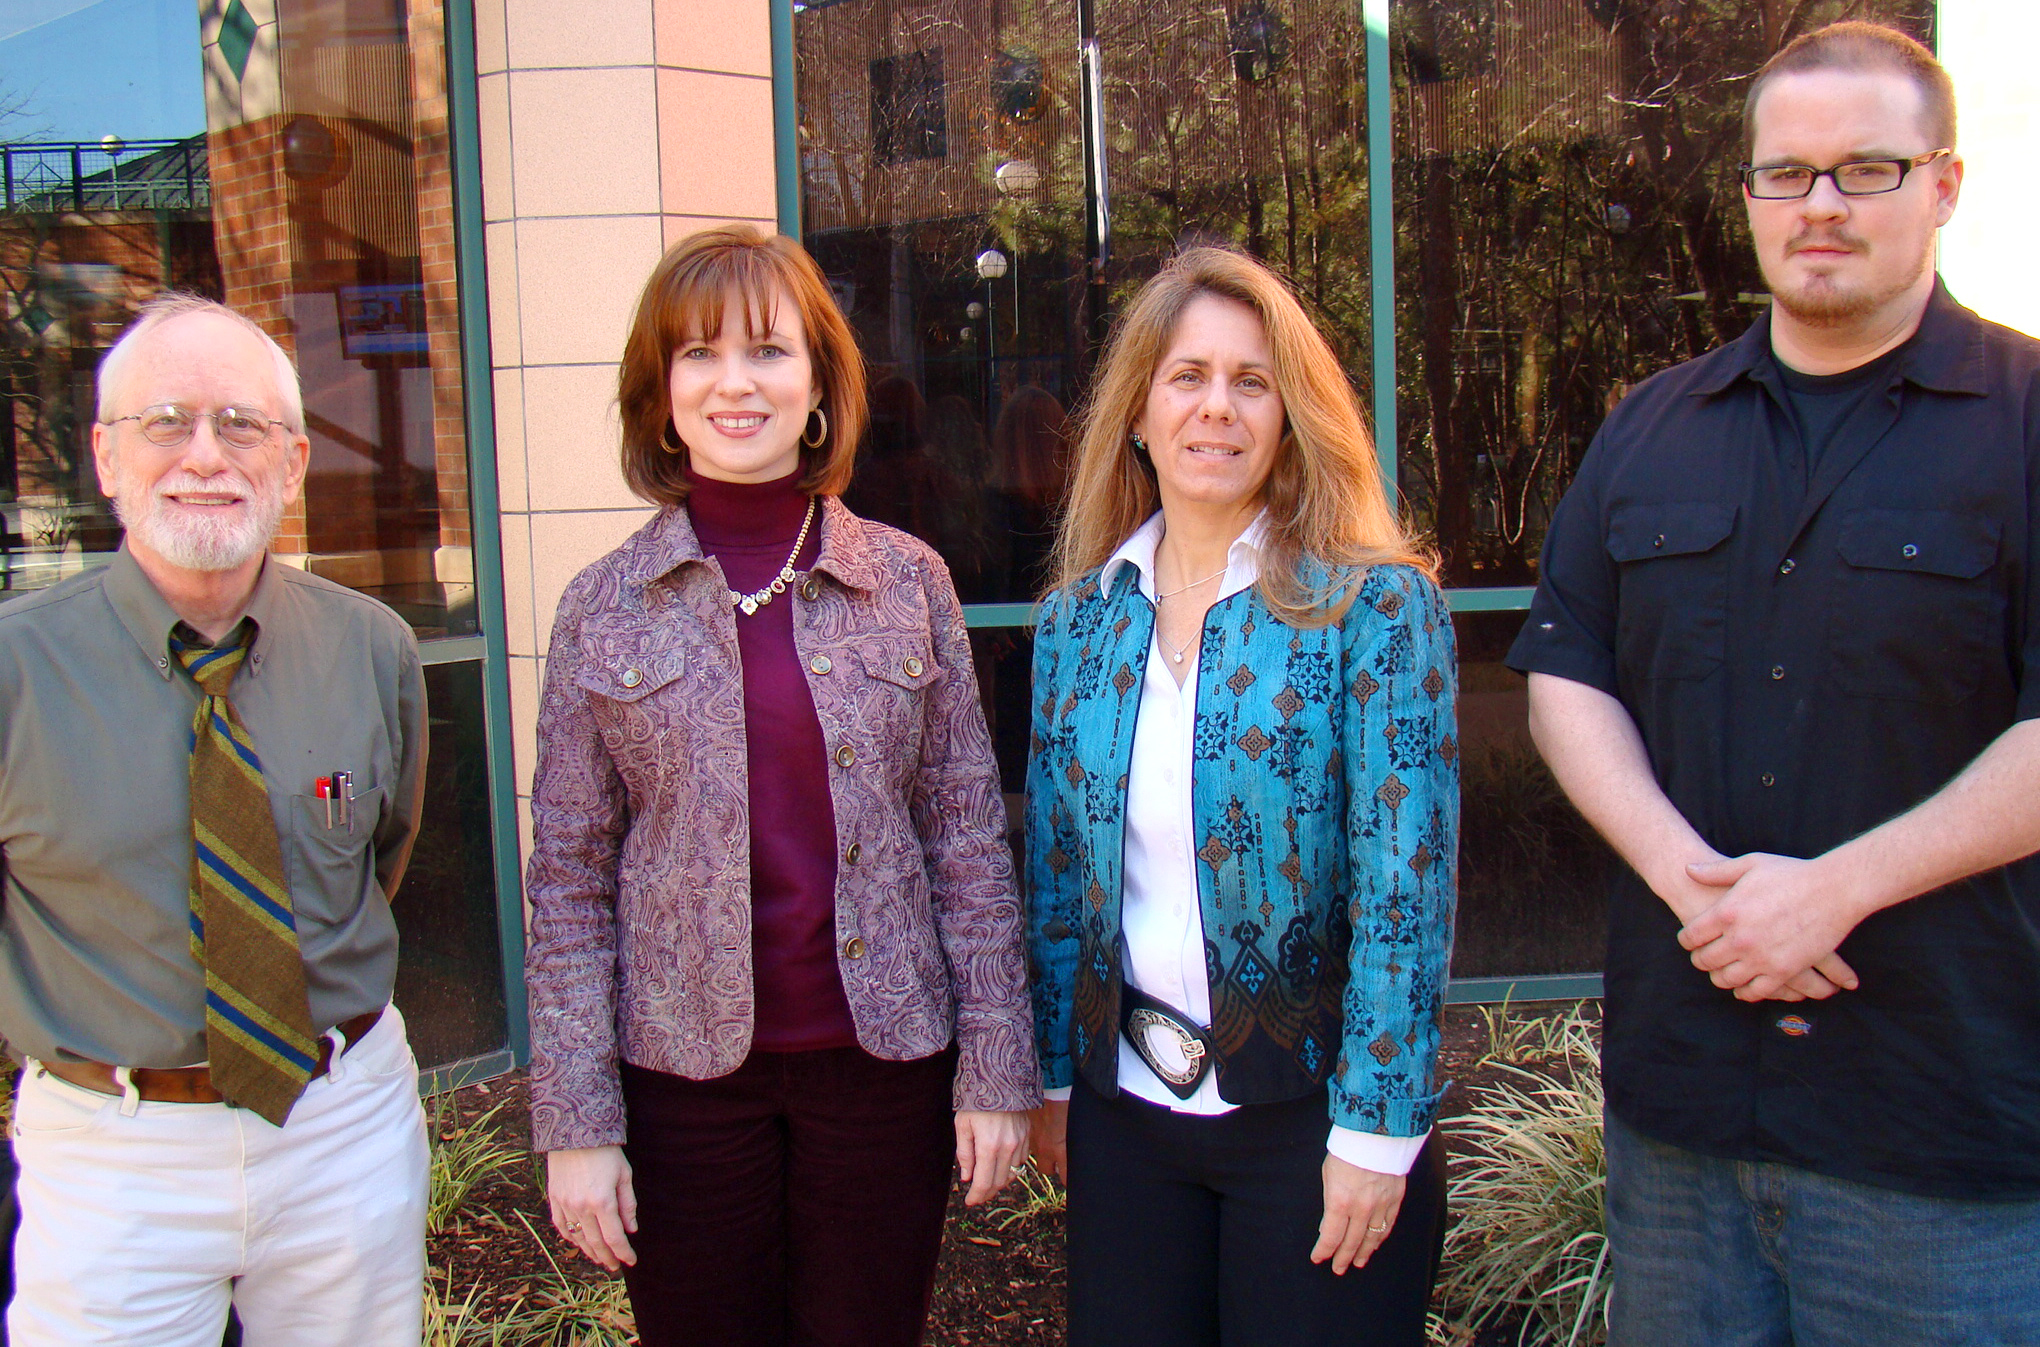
left=1120, top=984, right=1217, bottom=1100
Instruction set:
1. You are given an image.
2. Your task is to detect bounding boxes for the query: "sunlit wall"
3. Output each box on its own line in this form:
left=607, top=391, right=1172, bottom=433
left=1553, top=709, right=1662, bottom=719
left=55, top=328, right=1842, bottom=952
left=1939, top=1, right=2040, bottom=339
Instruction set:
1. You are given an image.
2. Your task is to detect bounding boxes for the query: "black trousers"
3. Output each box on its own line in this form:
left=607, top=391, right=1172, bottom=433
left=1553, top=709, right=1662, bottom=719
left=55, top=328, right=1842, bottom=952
left=618, top=1045, right=957, bottom=1347
left=1067, top=1078, right=1447, bottom=1347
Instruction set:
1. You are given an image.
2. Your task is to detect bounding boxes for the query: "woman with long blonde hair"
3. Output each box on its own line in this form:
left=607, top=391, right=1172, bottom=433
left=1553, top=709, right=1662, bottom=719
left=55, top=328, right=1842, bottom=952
left=1026, top=247, right=1457, bottom=1346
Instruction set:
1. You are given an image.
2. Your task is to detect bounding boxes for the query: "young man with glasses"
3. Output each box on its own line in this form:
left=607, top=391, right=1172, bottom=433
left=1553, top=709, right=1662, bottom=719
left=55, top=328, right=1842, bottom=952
left=1510, top=21, right=2040, bottom=1344
left=0, top=295, right=430, bottom=1345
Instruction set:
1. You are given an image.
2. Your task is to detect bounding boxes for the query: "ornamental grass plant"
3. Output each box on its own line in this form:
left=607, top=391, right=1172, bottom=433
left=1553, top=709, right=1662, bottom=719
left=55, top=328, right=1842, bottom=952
left=1432, top=1003, right=1610, bottom=1347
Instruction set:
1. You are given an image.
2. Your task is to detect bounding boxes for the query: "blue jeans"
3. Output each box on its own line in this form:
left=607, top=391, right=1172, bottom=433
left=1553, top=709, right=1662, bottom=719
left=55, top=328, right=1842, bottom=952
left=1605, top=1113, right=2040, bottom=1346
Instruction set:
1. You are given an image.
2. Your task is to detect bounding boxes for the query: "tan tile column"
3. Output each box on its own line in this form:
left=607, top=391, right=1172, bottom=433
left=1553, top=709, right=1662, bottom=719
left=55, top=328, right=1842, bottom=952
left=472, top=0, right=780, bottom=865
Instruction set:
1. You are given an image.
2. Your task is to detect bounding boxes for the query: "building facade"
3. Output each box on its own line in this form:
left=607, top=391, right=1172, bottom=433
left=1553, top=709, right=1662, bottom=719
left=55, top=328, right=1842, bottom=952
left=0, top=0, right=2028, bottom=1078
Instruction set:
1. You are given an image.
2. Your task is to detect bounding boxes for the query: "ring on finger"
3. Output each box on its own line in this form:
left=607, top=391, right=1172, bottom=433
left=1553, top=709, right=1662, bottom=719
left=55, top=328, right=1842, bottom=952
left=565, top=1222, right=583, bottom=1233
left=1367, top=1223, right=1387, bottom=1232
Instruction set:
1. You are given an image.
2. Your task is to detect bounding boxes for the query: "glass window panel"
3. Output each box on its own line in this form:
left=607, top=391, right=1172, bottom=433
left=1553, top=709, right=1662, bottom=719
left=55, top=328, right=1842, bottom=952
left=1391, top=0, right=1935, bottom=586
left=1449, top=608, right=1609, bottom=978
left=1097, top=0, right=1373, bottom=394
left=392, top=659, right=509, bottom=1067
left=799, top=0, right=1089, bottom=605
left=0, top=0, right=479, bottom=638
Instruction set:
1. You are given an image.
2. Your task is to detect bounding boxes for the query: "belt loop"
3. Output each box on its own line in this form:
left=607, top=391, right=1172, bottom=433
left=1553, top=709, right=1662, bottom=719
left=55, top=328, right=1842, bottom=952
left=112, top=1066, right=142, bottom=1117
left=323, top=1026, right=348, bottom=1084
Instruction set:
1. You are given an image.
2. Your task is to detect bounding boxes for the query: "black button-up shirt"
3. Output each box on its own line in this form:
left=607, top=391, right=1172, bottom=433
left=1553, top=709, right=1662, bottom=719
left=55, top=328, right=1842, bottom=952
left=1508, top=280, right=2040, bottom=1199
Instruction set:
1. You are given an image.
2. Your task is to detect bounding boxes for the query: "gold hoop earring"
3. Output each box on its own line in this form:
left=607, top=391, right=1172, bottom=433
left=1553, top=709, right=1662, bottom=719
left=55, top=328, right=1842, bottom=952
left=660, top=421, right=684, bottom=455
left=802, top=408, right=829, bottom=449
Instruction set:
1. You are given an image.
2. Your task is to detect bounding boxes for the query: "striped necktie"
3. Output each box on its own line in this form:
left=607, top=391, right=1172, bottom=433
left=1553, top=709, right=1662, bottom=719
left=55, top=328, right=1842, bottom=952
left=174, top=621, right=319, bottom=1126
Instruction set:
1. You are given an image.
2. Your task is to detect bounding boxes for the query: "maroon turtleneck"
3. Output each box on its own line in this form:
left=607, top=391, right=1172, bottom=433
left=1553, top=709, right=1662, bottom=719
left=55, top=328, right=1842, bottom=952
left=686, top=465, right=856, bottom=1052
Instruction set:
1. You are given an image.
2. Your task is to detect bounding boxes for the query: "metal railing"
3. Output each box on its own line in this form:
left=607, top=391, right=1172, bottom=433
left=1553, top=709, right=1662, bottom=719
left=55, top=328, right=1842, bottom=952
left=1, top=138, right=210, bottom=214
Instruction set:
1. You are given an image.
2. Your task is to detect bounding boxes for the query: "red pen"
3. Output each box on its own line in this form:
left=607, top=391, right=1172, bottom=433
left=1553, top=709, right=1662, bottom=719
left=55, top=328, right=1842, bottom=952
left=315, top=776, right=333, bottom=829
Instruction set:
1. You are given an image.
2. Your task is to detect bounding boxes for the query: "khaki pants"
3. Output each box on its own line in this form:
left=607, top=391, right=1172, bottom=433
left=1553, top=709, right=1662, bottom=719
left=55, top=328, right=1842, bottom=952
left=9, top=1005, right=429, bottom=1347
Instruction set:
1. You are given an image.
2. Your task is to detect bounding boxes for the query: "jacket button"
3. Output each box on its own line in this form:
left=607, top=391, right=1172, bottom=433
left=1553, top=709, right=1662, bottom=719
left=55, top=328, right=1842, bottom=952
left=1902, top=544, right=1919, bottom=559
left=843, top=937, right=867, bottom=959
left=834, top=744, right=856, bottom=768
left=1779, top=558, right=1796, bottom=575
left=621, top=669, right=642, bottom=688
left=1653, top=534, right=1666, bottom=548
left=1770, top=665, right=1785, bottom=680
left=1761, top=772, right=1776, bottom=787
left=800, top=577, right=821, bottom=601
left=903, top=656, right=924, bottom=678
left=810, top=655, right=833, bottom=675
left=845, top=842, right=863, bottom=864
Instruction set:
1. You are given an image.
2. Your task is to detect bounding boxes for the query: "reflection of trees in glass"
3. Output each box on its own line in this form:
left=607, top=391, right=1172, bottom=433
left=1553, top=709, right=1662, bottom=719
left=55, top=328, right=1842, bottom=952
left=1099, top=0, right=1372, bottom=375
left=1394, top=0, right=1933, bottom=585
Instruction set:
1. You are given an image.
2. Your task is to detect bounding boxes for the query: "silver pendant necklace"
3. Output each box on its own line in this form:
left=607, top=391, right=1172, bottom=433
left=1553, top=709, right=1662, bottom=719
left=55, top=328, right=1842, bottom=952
left=1154, top=563, right=1223, bottom=664
left=728, top=497, right=816, bottom=616
left=1155, top=563, right=1227, bottom=600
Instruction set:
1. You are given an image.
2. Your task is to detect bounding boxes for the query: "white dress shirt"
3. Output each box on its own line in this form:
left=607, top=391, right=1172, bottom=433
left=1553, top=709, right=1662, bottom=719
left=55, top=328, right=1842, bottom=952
left=1045, top=512, right=1428, bottom=1177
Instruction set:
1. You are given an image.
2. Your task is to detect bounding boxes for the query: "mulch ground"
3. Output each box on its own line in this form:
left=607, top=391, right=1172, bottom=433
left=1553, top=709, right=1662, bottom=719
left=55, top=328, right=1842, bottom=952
left=430, top=1002, right=1592, bottom=1343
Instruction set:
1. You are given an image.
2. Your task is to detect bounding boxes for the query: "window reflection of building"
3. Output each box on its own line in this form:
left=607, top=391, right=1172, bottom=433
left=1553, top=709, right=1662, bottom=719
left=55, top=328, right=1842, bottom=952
left=207, top=0, right=475, bottom=635
left=1, top=0, right=476, bottom=636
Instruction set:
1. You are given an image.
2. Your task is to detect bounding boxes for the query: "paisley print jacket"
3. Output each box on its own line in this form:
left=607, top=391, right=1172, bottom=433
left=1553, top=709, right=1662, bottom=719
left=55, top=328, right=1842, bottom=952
left=525, top=499, right=1040, bottom=1152
left=1026, top=561, right=1458, bottom=1136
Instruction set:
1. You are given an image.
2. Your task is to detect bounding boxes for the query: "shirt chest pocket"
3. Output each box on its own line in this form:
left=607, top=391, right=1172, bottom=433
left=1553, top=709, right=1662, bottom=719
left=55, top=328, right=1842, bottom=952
left=1606, top=502, right=1737, bottom=682
left=1831, top=509, right=2001, bottom=704
left=288, top=783, right=386, bottom=925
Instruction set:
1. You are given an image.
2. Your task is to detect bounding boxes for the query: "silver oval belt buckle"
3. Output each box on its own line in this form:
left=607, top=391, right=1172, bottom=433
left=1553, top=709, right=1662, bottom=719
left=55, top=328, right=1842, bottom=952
left=1123, top=998, right=1217, bottom=1101
left=1127, top=1008, right=1206, bottom=1086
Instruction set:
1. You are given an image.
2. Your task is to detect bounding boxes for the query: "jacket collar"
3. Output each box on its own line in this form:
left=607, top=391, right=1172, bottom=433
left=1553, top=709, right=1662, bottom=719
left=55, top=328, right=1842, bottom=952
left=623, top=495, right=886, bottom=593
left=1689, top=275, right=1987, bottom=399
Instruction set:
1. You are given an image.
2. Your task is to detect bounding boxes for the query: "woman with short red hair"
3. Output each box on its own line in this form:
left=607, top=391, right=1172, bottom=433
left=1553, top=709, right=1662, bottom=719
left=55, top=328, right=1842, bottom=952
left=523, top=226, right=1038, bottom=1346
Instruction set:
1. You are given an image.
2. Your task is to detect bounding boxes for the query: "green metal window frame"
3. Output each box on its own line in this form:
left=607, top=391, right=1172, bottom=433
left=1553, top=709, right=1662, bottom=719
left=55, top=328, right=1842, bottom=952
left=768, top=0, right=1589, bottom=1005
left=420, top=0, right=531, bottom=1090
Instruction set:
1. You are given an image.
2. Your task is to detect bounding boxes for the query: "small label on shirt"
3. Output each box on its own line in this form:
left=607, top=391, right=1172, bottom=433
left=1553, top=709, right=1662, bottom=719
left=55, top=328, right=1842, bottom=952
left=1775, top=1014, right=1814, bottom=1038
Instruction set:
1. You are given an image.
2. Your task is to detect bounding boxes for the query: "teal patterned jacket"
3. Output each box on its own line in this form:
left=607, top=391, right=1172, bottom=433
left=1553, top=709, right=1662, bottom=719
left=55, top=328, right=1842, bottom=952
left=1025, top=559, right=1459, bottom=1136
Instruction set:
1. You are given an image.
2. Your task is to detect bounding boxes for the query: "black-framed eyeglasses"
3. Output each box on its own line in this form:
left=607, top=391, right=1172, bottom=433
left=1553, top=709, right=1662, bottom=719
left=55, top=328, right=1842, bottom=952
left=100, top=404, right=287, bottom=451
left=1739, top=149, right=1952, bottom=200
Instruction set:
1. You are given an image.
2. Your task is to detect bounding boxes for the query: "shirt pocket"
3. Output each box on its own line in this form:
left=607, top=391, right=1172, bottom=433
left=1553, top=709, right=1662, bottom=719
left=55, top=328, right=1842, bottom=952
left=848, top=640, right=943, bottom=774
left=1606, top=502, right=1737, bottom=682
left=289, top=783, right=386, bottom=925
left=571, top=653, right=693, bottom=763
left=1831, top=508, right=2001, bottom=704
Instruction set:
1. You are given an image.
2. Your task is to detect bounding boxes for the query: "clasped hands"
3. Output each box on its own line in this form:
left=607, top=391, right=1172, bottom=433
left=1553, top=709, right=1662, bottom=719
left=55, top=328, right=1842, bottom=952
left=1671, top=849, right=1867, bottom=1002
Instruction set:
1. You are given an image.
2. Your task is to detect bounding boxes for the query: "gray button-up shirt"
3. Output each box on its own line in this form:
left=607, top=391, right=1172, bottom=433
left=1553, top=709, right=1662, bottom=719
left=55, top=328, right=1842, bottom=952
left=0, top=548, right=427, bottom=1067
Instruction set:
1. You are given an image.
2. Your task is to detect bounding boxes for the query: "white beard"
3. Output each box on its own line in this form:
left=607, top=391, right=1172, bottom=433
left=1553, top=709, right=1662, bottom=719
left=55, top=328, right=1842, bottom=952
left=112, top=468, right=285, bottom=572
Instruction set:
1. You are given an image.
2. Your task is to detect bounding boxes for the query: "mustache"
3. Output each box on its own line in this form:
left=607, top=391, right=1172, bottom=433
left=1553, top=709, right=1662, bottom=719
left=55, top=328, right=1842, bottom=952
left=156, top=471, right=253, bottom=499
left=1786, top=227, right=1867, bottom=255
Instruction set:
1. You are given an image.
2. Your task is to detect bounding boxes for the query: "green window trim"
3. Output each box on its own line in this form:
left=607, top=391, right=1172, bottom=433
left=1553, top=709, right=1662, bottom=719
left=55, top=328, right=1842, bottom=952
left=443, top=0, right=531, bottom=1068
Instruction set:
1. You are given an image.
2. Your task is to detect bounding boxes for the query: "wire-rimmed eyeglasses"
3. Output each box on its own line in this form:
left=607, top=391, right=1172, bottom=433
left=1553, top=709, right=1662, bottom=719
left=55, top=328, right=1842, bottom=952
left=1739, top=149, right=1953, bottom=200
left=100, top=404, right=287, bottom=450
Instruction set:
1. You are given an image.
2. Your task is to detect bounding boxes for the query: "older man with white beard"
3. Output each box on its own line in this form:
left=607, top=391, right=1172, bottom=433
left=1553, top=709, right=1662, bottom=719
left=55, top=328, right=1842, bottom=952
left=0, top=294, right=430, bottom=1346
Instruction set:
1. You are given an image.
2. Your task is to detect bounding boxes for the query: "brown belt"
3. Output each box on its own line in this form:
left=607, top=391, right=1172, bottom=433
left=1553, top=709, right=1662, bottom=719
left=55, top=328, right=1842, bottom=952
left=37, top=1007, right=386, bottom=1105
